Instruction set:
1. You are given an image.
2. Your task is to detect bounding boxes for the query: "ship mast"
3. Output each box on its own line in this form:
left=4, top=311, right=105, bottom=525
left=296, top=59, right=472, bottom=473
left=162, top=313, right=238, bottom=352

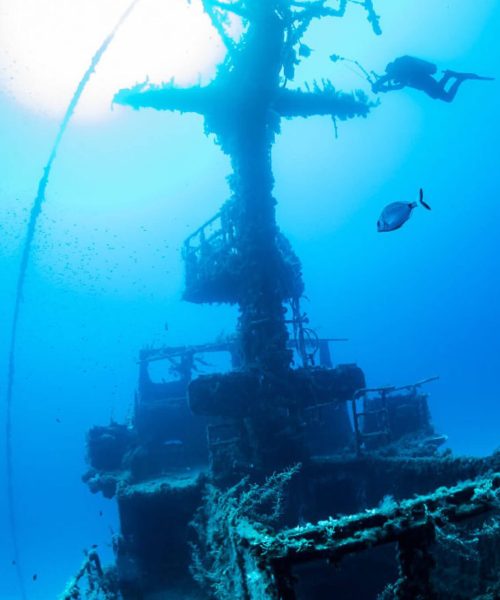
left=115, top=0, right=379, bottom=374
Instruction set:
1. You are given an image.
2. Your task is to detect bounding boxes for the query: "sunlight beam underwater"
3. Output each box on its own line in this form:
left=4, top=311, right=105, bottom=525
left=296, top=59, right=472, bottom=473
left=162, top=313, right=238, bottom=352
left=4, top=2, right=141, bottom=596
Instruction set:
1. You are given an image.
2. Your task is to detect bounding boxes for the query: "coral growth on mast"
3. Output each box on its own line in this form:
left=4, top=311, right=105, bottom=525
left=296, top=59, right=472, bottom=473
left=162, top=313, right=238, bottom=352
left=115, top=0, right=379, bottom=373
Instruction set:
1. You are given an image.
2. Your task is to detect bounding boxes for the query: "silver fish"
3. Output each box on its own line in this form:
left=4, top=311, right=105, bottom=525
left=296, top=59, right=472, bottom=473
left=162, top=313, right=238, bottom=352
left=377, top=188, right=430, bottom=232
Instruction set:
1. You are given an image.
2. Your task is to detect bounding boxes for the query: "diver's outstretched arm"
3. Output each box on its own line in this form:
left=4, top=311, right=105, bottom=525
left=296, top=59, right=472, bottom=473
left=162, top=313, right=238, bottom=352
left=372, top=77, right=405, bottom=93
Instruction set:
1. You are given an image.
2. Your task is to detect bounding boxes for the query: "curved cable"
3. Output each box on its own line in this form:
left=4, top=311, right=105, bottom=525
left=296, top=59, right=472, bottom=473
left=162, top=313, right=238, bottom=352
left=5, top=2, right=140, bottom=596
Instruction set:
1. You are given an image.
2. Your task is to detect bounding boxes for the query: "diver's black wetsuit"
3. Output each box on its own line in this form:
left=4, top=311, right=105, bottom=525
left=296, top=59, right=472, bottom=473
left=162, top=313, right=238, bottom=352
left=372, top=55, right=493, bottom=102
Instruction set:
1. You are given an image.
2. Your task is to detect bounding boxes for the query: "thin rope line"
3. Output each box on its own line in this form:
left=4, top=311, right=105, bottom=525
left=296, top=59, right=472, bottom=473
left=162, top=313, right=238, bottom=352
left=5, top=2, right=140, bottom=597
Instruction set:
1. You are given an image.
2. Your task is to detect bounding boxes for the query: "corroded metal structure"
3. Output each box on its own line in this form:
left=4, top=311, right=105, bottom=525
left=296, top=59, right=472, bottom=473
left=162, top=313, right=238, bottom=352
left=77, top=2, right=500, bottom=599
left=237, top=475, right=500, bottom=599
left=114, top=1, right=375, bottom=374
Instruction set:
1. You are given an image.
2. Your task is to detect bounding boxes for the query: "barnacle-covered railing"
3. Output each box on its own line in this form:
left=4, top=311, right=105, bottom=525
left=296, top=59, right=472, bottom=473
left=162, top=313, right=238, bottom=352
left=182, top=200, right=304, bottom=304
left=237, top=474, right=500, bottom=599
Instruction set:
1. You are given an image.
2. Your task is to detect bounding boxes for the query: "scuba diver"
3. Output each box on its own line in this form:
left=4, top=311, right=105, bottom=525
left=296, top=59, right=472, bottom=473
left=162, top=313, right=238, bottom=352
left=371, top=55, right=494, bottom=102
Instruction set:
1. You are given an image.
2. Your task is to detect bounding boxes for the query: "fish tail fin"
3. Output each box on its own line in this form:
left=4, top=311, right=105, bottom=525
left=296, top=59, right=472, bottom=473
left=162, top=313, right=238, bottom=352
left=419, top=188, right=431, bottom=210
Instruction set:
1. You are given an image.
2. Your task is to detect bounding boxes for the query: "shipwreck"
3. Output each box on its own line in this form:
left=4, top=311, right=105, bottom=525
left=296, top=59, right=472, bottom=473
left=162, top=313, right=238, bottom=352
left=65, top=1, right=500, bottom=598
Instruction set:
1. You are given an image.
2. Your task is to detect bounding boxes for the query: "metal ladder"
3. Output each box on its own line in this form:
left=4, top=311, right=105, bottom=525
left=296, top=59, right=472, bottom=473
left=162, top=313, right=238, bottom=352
left=351, top=377, right=440, bottom=455
left=351, top=386, right=393, bottom=454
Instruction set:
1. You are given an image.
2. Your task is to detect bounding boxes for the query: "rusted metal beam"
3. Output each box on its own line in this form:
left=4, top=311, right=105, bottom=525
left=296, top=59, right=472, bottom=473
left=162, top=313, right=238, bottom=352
left=235, top=474, right=500, bottom=598
left=244, top=474, right=500, bottom=565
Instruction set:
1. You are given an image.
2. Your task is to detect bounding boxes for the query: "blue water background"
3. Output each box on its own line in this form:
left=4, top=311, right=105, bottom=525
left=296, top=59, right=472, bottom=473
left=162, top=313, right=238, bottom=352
left=1, top=1, right=499, bottom=597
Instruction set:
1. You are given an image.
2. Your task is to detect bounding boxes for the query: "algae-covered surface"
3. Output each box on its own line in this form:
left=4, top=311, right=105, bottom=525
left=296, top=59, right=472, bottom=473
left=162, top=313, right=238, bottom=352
left=0, top=1, right=499, bottom=599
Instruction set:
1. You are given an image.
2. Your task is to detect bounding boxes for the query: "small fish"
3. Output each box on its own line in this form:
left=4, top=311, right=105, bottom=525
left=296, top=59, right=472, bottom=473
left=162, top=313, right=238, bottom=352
left=298, top=44, right=312, bottom=58
left=162, top=439, right=183, bottom=447
left=99, top=510, right=103, bottom=517
left=377, top=188, right=431, bottom=232
left=32, top=574, right=38, bottom=582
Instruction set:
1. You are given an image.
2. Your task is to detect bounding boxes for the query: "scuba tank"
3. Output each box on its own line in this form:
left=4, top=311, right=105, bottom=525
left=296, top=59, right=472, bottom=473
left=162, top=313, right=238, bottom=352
left=386, top=55, right=437, bottom=77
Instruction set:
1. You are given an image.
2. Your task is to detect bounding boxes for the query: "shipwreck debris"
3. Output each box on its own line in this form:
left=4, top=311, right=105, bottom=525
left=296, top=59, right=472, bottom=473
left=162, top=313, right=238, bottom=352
left=209, top=473, right=500, bottom=599
left=75, top=0, right=500, bottom=598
